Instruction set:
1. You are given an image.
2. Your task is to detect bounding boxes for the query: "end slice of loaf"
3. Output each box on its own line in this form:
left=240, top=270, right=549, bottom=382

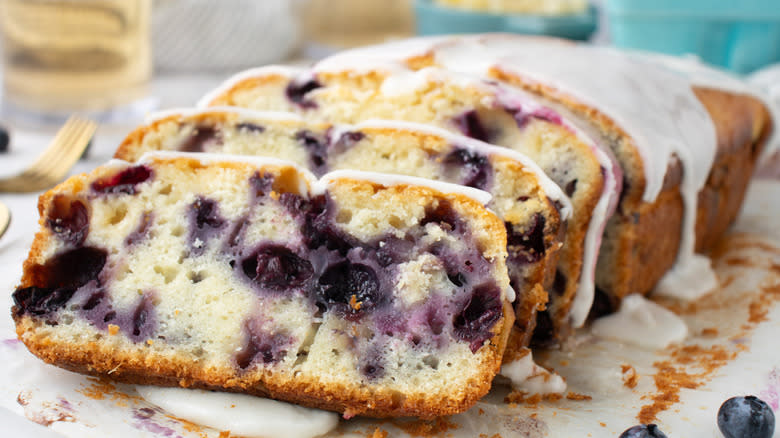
left=12, top=153, right=513, bottom=418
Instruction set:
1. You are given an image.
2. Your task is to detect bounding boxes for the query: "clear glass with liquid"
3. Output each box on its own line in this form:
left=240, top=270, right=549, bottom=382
left=0, top=0, right=152, bottom=122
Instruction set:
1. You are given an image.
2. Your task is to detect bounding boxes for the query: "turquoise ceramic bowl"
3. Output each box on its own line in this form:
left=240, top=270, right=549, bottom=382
left=413, top=0, right=598, bottom=41
left=607, top=0, right=780, bottom=73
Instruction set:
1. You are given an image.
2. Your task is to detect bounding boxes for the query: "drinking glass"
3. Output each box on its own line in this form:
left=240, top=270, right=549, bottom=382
left=0, top=0, right=152, bottom=124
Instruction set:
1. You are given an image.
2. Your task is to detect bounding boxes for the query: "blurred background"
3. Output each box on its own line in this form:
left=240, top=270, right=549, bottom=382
left=0, top=0, right=778, bottom=132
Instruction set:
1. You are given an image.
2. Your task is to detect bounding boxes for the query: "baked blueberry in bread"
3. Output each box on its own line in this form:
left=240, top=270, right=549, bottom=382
left=12, top=153, right=514, bottom=418
left=115, top=108, right=571, bottom=352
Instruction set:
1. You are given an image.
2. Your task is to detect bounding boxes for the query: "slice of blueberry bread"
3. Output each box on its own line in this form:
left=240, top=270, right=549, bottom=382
left=200, top=65, right=618, bottom=347
left=319, top=34, right=772, bottom=314
left=114, top=108, right=571, bottom=351
left=12, top=152, right=513, bottom=418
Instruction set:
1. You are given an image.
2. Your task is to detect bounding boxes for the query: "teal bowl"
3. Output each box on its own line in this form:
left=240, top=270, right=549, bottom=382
left=607, top=0, right=780, bottom=73
left=413, top=0, right=598, bottom=41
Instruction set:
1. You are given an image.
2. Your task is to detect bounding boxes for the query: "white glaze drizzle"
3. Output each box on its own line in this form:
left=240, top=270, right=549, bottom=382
left=136, top=386, right=339, bottom=438
left=749, top=64, right=780, bottom=162
left=145, top=106, right=304, bottom=125
left=425, top=35, right=718, bottom=303
left=499, top=349, right=567, bottom=394
left=638, top=52, right=779, bottom=164
left=590, top=294, right=689, bottom=350
left=315, top=48, right=620, bottom=327
left=196, top=65, right=304, bottom=108
left=321, top=168, right=493, bottom=206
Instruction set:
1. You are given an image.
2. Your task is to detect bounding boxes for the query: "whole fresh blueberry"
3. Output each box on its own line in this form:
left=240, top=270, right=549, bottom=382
left=0, top=125, right=9, bottom=153
left=619, top=424, right=668, bottom=438
left=717, top=395, right=775, bottom=438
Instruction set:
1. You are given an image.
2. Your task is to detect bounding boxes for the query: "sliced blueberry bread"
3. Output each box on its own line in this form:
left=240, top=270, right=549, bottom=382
left=12, top=153, right=513, bottom=418
left=200, top=65, right=618, bottom=347
left=114, top=108, right=571, bottom=351
left=319, top=34, right=773, bottom=314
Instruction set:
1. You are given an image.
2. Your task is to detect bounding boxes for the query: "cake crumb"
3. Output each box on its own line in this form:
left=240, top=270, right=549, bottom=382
left=349, top=294, right=362, bottom=311
left=218, top=431, right=231, bottom=438
left=371, top=427, right=389, bottom=438
left=146, top=339, right=154, bottom=346
left=700, top=327, right=719, bottom=337
left=600, top=422, right=606, bottom=427
left=269, top=190, right=280, bottom=200
left=390, top=417, right=459, bottom=437
left=621, top=364, right=639, bottom=389
left=505, top=391, right=563, bottom=405
left=566, top=392, right=592, bottom=401
left=108, top=324, right=120, bottom=335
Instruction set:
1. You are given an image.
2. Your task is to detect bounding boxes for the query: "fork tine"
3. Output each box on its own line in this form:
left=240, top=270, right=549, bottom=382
left=31, top=118, right=95, bottom=181
left=53, top=119, right=96, bottom=179
left=29, top=118, right=90, bottom=177
left=0, top=116, right=97, bottom=193
left=25, top=116, right=82, bottom=172
left=30, top=120, right=87, bottom=178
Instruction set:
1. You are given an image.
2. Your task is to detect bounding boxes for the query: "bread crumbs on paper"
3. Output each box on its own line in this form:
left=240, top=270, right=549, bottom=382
left=371, top=427, right=389, bottom=438
left=621, top=364, right=639, bottom=389
left=390, top=417, right=459, bottom=437
left=566, top=392, right=592, bottom=401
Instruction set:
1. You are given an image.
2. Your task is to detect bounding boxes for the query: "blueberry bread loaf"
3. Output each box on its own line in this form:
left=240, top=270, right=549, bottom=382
left=199, top=65, right=617, bottom=347
left=12, top=153, right=514, bottom=418
left=357, top=34, right=772, bottom=313
left=114, top=108, right=571, bottom=351
left=229, top=34, right=773, bottom=322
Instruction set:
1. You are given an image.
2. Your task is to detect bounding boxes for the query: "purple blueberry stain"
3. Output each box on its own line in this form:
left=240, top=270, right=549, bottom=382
left=442, top=147, right=493, bottom=190
left=332, top=130, right=365, bottom=151
left=46, top=195, right=89, bottom=246
left=506, top=213, right=547, bottom=265
left=91, top=165, right=153, bottom=195
left=178, top=125, right=222, bottom=153
left=1, top=338, right=22, bottom=348
left=285, top=77, right=322, bottom=109
left=236, top=321, right=292, bottom=369
left=453, top=284, right=503, bottom=352
left=132, top=407, right=183, bottom=438
left=564, top=179, right=578, bottom=197
left=187, top=197, right=227, bottom=256
left=236, top=122, right=265, bottom=134
left=249, top=172, right=274, bottom=198
left=452, top=110, right=491, bottom=143
left=760, top=368, right=780, bottom=411
left=420, top=200, right=461, bottom=232
left=12, top=246, right=108, bottom=317
left=511, top=106, right=563, bottom=129
left=295, top=130, right=330, bottom=175
left=359, top=346, right=386, bottom=380
left=125, top=211, right=154, bottom=246
left=129, top=293, right=156, bottom=342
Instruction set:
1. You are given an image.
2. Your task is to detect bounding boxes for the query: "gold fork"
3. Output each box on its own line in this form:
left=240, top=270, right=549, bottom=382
left=0, top=201, right=9, bottom=239
left=0, top=116, right=97, bottom=193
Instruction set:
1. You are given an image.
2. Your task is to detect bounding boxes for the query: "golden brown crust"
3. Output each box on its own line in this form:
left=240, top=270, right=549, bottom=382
left=487, top=65, right=771, bottom=307
left=205, top=74, right=293, bottom=107
left=14, top=314, right=503, bottom=418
